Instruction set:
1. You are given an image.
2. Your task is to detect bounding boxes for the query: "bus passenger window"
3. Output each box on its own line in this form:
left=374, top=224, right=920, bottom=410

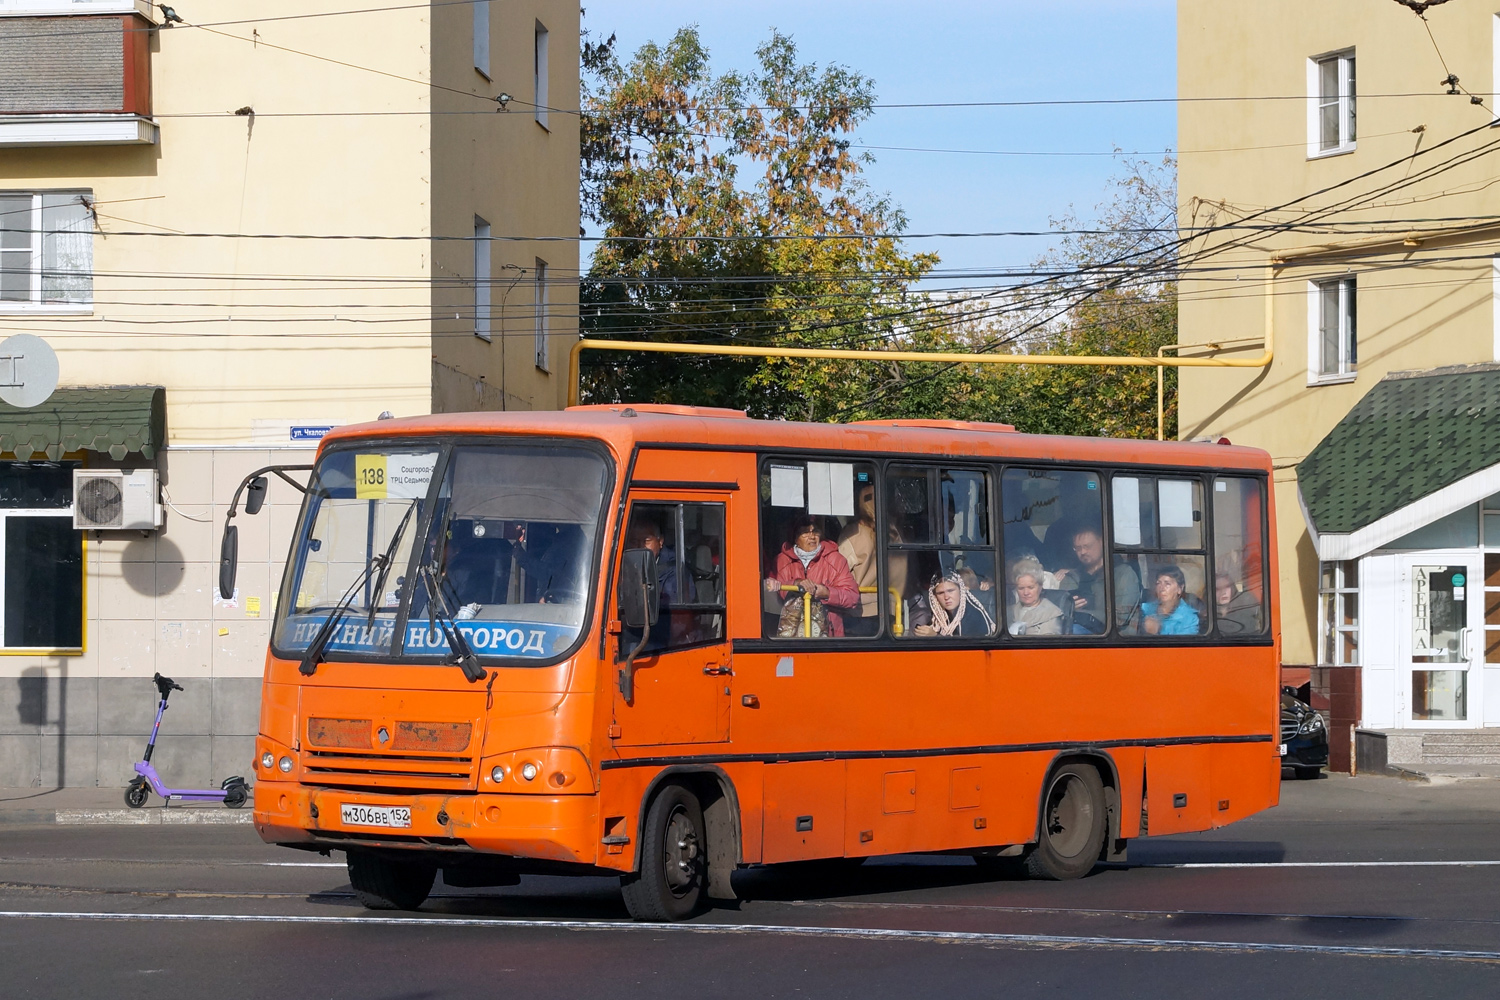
left=1112, top=475, right=1209, bottom=637
left=618, top=501, right=726, bottom=658
left=888, top=466, right=998, bottom=639
left=1000, top=468, right=1103, bottom=636
left=1213, top=478, right=1267, bottom=635
left=760, top=459, right=869, bottom=638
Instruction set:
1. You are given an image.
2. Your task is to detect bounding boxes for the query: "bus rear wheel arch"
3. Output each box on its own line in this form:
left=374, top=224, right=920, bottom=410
left=1023, top=761, right=1108, bottom=880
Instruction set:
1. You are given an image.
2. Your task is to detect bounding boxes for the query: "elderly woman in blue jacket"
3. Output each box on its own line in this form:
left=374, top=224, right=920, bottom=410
left=1141, top=564, right=1200, bottom=636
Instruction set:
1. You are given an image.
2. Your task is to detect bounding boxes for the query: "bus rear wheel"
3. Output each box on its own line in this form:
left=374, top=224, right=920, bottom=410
left=346, top=851, right=436, bottom=911
left=621, top=784, right=707, bottom=921
left=1024, top=763, right=1106, bottom=881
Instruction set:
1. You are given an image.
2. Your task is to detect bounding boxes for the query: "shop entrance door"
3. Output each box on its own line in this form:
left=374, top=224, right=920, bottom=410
left=1397, top=555, right=1483, bottom=728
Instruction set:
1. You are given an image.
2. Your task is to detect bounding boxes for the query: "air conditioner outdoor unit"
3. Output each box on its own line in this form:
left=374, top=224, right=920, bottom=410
left=72, top=469, right=162, bottom=530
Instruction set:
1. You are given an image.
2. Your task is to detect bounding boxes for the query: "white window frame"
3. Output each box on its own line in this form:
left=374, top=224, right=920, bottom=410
left=1308, top=276, right=1357, bottom=384
left=0, top=190, right=93, bottom=314
left=472, top=0, right=490, bottom=79
left=534, top=20, right=550, bottom=130
left=1308, top=50, right=1356, bottom=158
left=534, top=257, right=549, bottom=371
left=1318, top=559, right=1360, bottom=667
left=474, top=216, right=491, bottom=342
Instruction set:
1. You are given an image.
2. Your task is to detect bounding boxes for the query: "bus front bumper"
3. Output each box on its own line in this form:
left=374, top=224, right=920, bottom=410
left=253, top=784, right=602, bottom=866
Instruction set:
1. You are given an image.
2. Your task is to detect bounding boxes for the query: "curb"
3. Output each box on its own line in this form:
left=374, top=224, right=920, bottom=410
left=53, top=808, right=254, bottom=826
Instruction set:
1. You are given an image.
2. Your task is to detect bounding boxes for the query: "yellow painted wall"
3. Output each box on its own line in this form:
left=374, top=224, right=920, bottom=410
left=1, top=0, right=580, bottom=443
left=1178, top=1, right=1500, bottom=663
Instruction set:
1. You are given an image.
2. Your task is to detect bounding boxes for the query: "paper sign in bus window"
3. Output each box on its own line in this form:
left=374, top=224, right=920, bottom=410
left=806, top=462, right=854, bottom=517
left=770, top=464, right=805, bottom=508
left=355, top=452, right=437, bottom=500
left=1159, top=479, right=1197, bottom=528
left=1113, top=476, right=1142, bottom=546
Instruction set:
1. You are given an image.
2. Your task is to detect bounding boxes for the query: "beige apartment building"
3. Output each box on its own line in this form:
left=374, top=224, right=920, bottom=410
left=0, top=0, right=579, bottom=787
left=1179, top=1, right=1500, bottom=770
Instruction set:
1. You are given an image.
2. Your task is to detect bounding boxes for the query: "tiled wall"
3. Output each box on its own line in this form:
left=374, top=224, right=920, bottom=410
left=0, top=445, right=310, bottom=787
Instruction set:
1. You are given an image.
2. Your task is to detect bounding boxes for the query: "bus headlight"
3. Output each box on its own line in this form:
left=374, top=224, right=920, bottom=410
left=519, top=761, right=539, bottom=782
left=490, top=765, right=507, bottom=783
left=261, top=751, right=275, bottom=770
left=278, top=756, right=293, bottom=773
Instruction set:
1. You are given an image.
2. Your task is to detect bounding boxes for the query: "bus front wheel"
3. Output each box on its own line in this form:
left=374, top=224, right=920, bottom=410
left=621, top=784, right=707, bottom=921
left=346, top=851, right=436, bottom=911
left=1025, top=763, right=1106, bottom=881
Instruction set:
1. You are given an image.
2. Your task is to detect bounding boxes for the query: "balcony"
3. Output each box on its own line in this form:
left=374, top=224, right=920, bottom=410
left=0, top=3, right=157, bottom=147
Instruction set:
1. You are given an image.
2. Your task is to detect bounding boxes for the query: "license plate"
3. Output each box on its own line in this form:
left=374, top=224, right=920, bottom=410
left=340, top=803, right=411, bottom=829
left=1278, top=743, right=1288, bottom=757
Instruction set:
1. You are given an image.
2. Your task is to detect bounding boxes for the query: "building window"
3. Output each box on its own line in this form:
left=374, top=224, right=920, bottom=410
left=0, top=462, right=83, bottom=651
left=1310, top=277, right=1356, bottom=382
left=473, top=0, right=490, bottom=78
left=474, top=216, right=491, bottom=341
left=1309, top=50, right=1355, bottom=155
left=0, top=191, right=92, bottom=310
left=534, top=258, right=549, bottom=370
left=1318, top=560, right=1359, bottom=666
left=534, top=20, right=549, bottom=129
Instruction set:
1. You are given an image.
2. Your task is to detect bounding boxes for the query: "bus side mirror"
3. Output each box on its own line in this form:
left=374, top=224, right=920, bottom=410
left=243, top=476, right=268, bottom=515
left=219, top=524, right=239, bottom=600
left=619, top=548, right=660, bottom=629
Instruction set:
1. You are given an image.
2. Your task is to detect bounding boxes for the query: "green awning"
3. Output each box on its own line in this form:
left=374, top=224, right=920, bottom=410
left=1299, top=363, right=1500, bottom=536
left=0, top=386, right=165, bottom=461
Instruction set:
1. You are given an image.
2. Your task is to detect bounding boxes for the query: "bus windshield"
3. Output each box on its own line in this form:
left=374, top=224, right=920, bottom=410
left=274, top=442, right=609, bottom=664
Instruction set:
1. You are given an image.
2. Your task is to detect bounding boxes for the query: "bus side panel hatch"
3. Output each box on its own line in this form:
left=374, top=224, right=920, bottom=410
left=1144, top=744, right=1212, bottom=836
left=762, top=759, right=846, bottom=862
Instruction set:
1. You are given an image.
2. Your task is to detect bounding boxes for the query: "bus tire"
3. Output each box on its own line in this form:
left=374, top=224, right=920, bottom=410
left=346, top=851, right=436, bottom=911
left=621, top=784, right=707, bottom=922
left=1025, top=763, right=1106, bottom=881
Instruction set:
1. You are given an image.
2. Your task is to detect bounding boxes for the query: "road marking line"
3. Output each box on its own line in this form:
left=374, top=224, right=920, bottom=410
left=0, top=910, right=1497, bottom=964
left=1141, top=861, right=1500, bottom=869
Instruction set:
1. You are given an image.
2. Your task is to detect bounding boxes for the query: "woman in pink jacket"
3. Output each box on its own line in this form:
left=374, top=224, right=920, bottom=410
left=762, top=516, right=860, bottom=637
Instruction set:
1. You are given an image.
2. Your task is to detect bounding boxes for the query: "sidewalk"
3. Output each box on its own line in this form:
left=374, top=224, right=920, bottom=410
left=0, top=787, right=254, bottom=826
left=1383, top=763, right=1500, bottom=783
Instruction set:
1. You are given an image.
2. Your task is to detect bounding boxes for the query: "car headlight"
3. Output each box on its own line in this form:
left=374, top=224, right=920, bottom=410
left=1297, top=712, right=1325, bottom=735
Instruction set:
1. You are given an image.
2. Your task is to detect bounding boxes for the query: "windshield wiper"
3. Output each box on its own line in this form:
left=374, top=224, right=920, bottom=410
left=419, top=564, right=487, bottom=683
left=367, top=503, right=418, bottom=627
left=298, top=555, right=386, bottom=676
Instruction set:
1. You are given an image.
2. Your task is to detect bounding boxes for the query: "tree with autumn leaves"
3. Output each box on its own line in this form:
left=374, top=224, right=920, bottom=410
left=579, top=26, right=1177, bottom=438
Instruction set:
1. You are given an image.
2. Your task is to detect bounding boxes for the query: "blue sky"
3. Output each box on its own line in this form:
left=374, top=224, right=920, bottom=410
left=580, top=0, right=1177, bottom=283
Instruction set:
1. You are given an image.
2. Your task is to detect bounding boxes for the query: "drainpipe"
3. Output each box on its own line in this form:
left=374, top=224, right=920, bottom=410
left=567, top=264, right=1279, bottom=410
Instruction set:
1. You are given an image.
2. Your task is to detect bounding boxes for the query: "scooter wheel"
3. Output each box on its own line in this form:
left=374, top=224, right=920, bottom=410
left=224, top=785, right=248, bottom=809
left=124, top=779, right=149, bottom=809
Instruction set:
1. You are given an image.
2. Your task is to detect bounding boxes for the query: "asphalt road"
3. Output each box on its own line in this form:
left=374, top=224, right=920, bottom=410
left=3, top=773, right=1500, bottom=999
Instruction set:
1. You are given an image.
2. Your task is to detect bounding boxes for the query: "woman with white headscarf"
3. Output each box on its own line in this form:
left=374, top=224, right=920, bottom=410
left=912, top=571, right=995, bottom=637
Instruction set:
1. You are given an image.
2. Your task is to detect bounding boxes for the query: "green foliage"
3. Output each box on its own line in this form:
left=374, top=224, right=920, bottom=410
left=579, top=27, right=937, bottom=417
left=579, top=21, right=1178, bottom=438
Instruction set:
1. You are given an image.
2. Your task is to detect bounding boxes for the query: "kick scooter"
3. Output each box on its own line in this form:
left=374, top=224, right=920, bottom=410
left=124, top=673, right=250, bottom=809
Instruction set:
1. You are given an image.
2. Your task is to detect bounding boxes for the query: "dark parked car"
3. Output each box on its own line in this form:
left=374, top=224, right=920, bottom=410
left=1281, top=686, right=1327, bottom=779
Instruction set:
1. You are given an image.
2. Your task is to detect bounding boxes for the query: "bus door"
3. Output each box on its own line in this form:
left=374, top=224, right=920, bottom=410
left=611, top=493, right=732, bottom=746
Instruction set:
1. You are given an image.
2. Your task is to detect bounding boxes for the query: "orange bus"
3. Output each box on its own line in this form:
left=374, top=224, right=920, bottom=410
left=223, top=405, right=1280, bottom=921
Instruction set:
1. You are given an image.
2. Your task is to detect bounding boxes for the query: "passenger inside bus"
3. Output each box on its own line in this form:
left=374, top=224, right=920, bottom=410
left=910, top=570, right=996, bottom=637
left=1215, top=572, right=1263, bottom=634
left=434, top=521, right=513, bottom=613
left=1006, top=563, right=1066, bottom=636
left=763, top=516, right=859, bottom=637
left=837, top=482, right=902, bottom=637
left=1055, top=526, right=1141, bottom=635
left=620, top=513, right=676, bottom=652
left=516, top=523, right=587, bottom=604
left=1138, top=563, right=1201, bottom=636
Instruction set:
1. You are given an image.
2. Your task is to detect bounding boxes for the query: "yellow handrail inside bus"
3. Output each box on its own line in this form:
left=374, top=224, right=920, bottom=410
left=781, top=584, right=903, bottom=637
left=779, top=584, right=814, bottom=637
left=859, top=586, right=904, bottom=636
